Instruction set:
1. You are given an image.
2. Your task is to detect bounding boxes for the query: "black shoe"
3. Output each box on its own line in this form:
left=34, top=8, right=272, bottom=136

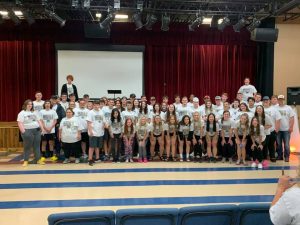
left=284, top=158, right=289, bottom=162
left=88, top=160, right=94, bottom=166
left=270, top=158, right=276, bottom=163
left=199, top=157, right=203, bottom=163
left=277, top=156, right=283, bottom=160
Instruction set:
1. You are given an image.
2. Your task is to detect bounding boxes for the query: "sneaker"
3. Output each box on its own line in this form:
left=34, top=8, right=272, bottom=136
left=229, top=158, right=233, bottom=164
left=22, top=161, right=28, bottom=167
left=242, top=160, right=247, bottom=165
left=213, top=157, right=217, bottom=163
left=143, top=158, right=148, bottom=163
left=75, top=158, right=80, bottom=164
left=83, top=154, right=88, bottom=159
left=186, top=157, right=190, bottom=162
left=37, top=159, right=45, bottom=165
left=180, top=158, right=183, bottom=162
left=63, top=159, right=70, bottom=164
left=94, top=158, right=101, bottom=163
left=138, top=159, right=143, bottom=163
left=50, top=155, right=58, bottom=162
left=130, top=158, right=134, bottom=163
left=251, top=162, right=257, bottom=168
left=236, top=160, right=241, bottom=165
left=88, top=160, right=94, bottom=166
left=257, top=163, right=263, bottom=169
left=40, top=157, right=46, bottom=162
left=125, top=158, right=129, bottom=163
left=222, top=157, right=226, bottom=163
left=284, top=158, right=290, bottom=162
left=173, top=158, right=177, bottom=162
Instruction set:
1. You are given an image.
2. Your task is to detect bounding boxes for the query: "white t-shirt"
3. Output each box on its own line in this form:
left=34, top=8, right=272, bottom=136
left=176, top=105, right=193, bottom=121
left=17, top=110, right=40, bottom=129
left=136, top=124, right=150, bottom=140
left=264, top=106, right=282, bottom=132
left=190, top=106, right=202, bottom=116
left=234, top=120, right=249, bottom=136
left=270, top=187, right=300, bottom=225
left=149, top=123, right=164, bottom=136
left=187, top=102, right=194, bottom=108
left=213, top=104, right=224, bottom=117
left=59, top=117, right=81, bottom=143
left=60, top=101, right=69, bottom=111
left=206, top=122, right=220, bottom=137
left=66, top=84, right=74, bottom=96
left=73, top=108, right=89, bottom=132
left=248, top=105, right=256, bottom=114
left=257, top=114, right=273, bottom=135
left=147, top=105, right=154, bottom=114
left=39, top=109, right=58, bottom=133
left=109, top=119, right=123, bottom=134
left=254, top=101, right=263, bottom=106
left=219, top=119, right=235, bottom=138
left=179, top=124, right=194, bottom=137
left=193, top=120, right=204, bottom=136
left=102, top=106, right=114, bottom=122
left=121, top=110, right=137, bottom=124
left=238, top=84, right=257, bottom=101
left=229, top=108, right=240, bottom=121
left=238, top=111, right=254, bottom=121
left=33, top=100, right=45, bottom=112
left=87, top=109, right=106, bottom=137
left=252, top=125, right=266, bottom=143
left=163, top=123, right=178, bottom=134
left=276, top=105, right=295, bottom=131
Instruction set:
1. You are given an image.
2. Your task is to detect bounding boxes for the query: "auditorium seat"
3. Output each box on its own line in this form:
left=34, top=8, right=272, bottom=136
left=238, top=203, right=273, bottom=225
left=178, top=204, right=239, bottom=225
left=116, top=208, right=178, bottom=225
left=48, top=210, right=115, bottom=225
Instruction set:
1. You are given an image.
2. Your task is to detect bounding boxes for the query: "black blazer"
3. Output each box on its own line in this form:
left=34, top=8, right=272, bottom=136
left=61, top=83, right=79, bottom=101
left=55, top=103, right=66, bottom=126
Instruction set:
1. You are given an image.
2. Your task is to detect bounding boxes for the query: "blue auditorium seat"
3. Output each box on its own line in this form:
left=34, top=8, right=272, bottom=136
left=178, top=204, right=239, bottom=225
left=116, top=208, right=178, bottom=225
left=238, top=203, right=273, bottom=225
left=48, top=210, right=115, bottom=225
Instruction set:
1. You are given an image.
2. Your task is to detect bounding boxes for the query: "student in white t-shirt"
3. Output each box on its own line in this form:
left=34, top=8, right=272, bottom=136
left=200, top=100, right=215, bottom=121
left=271, top=95, right=279, bottom=107
left=17, top=99, right=45, bottom=166
left=190, top=97, right=202, bottom=115
left=164, top=115, right=178, bottom=161
left=102, top=99, right=115, bottom=160
left=270, top=172, right=300, bottom=225
left=60, top=93, right=69, bottom=112
left=108, top=108, right=123, bottom=163
left=192, top=111, right=204, bottom=162
left=73, top=99, right=90, bottom=159
left=40, top=100, right=58, bottom=159
left=150, top=115, right=165, bottom=160
left=239, top=103, right=254, bottom=120
left=187, top=94, right=195, bottom=108
left=276, top=95, right=295, bottom=162
left=121, top=101, right=137, bottom=124
left=173, top=94, right=182, bottom=108
left=176, top=96, right=193, bottom=121
left=178, top=115, right=193, bottom=162
left=59, top=108, right=82, bottom=164
left=238, top=77, right=257, bottom=102
left=87, top=101, right=107, bottom=166
left=263, top=96, right=281, bottom=162
left=136, top=116, right=150, bottom=163
left=247, top=97, right=256, bottom=113
left=205, top=113, right=220, bottom=163
left=213, top=96, right=223, bottom=118
left=254, top=93, right=263, bottom=106
left=33, top=91, right=45, bottom=112
left=148, top=96, right=156, bottom=115
left=230, top=99, right=241, bottom=121
left=69, top=94, right=79, bottom=108
left=249, top=117, right=266, bottom=169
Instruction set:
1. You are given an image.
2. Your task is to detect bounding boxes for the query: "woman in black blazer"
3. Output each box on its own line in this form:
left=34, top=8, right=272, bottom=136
left=61, top=74, right=79, bottom=101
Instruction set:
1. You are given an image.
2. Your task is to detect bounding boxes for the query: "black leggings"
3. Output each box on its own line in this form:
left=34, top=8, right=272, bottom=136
left=252, top=141, right=265, bottom=163
left=222, top=137, right=235, bottom=159
left=111, top=133, right=122, bottom=161
left=62, top=141, right=81, bottom=158
left=193, top=135, right=203, bottom=157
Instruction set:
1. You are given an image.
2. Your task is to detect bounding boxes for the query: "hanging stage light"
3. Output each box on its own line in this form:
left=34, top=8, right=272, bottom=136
left=233, top=17, right=247, bottom=32
left=132, top=12, right=143, bottom=30
left=161, top=14, right=170, bottom=31
left=99, top=12, right=114, bottom=30
left=145, top=14, right=157, bottom=30
left=247, top=18, right=261, bottom=32
left=188, top=16, right=203, bottom=31
left=218, top=16, right=230, bottom=31
left=45, top=9, right=66, bottom=27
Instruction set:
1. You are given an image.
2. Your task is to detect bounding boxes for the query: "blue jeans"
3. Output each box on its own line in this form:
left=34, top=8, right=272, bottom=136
left=276, top=131, right=290, bottom=159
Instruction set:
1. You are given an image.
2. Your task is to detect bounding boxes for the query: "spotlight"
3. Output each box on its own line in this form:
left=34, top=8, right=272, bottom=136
left=233, top=18, right=247, bottom=32
left=23, top=10, right=35, bottom=25
left=99, top=13, right=114, bottom=30
left=218, top=17, right=230, bottom=31
left=9, top=10, right=20, bottom=25
left=247, top=18, right=261, bottom=32
left=132, top=13, right=143, bottom=30
left=145, top=14, right=157, bottom=30
left=71, top=0, right=79, bottom=8
left=83, top=0, right=91, bottom=9
left=161, top=14, right=170, bottom=31
left=188, top=16, right=203, bottom=31
left=45, top=9, right=66, bottom=27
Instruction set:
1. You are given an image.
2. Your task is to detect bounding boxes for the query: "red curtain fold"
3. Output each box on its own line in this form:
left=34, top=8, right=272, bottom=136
left=0, top=21, right=256, bottom=121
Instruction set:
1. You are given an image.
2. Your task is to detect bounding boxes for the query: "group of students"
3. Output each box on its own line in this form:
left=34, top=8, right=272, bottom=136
left=17, top=76, right=295, bottom=168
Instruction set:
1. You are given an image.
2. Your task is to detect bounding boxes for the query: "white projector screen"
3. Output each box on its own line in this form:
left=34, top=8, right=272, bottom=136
left=56, top=45, right=144, bottom=99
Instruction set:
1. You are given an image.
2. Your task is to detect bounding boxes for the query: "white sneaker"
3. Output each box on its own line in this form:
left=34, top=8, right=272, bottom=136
left=129, top=158, right=134, bottom=163
left=258, top=163, right=263, bottom=169
left=251, top=162, right=257, bottom=168
left=75, top=158, right=80, bottom=164
left=229, top=158, right=233, bottom=164
left=125, top=159, right=129, bottom=163
left=63, top=159, right=70, bottom=164
left=222, top=158, right=226, bottom=163
left=180, top=158, right=183, bottom=162
left=236, top=159, right=241, bottom=165
left=83, top=154, right=88, bottom=159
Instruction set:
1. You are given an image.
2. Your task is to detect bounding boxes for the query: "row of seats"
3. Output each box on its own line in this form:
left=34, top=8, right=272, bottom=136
left=48, top=203, right=273, bottom=225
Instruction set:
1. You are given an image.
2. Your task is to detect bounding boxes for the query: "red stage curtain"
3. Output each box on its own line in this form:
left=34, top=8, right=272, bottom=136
left=0, top=21, right=257, bottom=121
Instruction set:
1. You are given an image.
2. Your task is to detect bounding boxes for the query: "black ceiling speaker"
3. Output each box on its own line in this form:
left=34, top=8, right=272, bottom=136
left=251, top=28, right=279, bottom=42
